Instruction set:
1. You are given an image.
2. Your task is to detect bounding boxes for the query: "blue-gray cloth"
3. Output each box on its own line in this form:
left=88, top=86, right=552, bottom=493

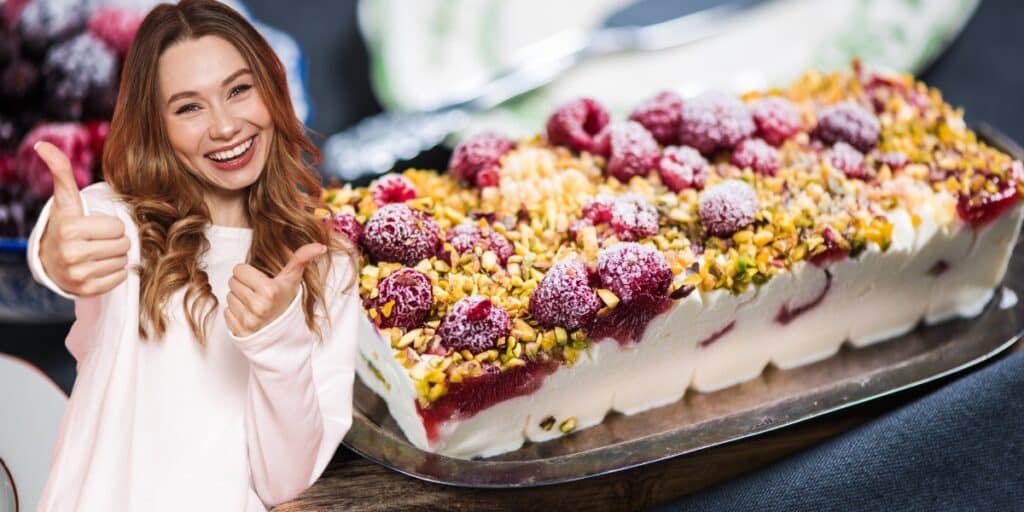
left=653, top=351, right=1024, bottom=512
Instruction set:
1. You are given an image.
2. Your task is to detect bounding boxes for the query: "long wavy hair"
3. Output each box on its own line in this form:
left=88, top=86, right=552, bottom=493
left=103, top=0, right=357, bottom=345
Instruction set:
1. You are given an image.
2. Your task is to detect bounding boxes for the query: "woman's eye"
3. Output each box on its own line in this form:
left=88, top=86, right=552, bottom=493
left=230, top=84, right=252, bottom=97
left=175, top=104, right=200, bottom=115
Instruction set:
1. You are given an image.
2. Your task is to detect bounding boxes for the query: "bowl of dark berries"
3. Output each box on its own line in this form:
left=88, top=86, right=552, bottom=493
left=0, top=0, right=311, bottom=322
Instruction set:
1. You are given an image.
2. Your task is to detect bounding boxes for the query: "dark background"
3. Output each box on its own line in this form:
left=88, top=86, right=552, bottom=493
left=1, top=0, right=1022, bottom=417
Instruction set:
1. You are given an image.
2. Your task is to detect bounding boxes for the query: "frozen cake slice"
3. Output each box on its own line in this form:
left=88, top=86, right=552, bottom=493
left=320, top=62, right=1024, bottom=459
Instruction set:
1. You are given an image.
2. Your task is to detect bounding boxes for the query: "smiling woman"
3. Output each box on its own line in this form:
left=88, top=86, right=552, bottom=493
left=23, top=1, right=363, bottom=510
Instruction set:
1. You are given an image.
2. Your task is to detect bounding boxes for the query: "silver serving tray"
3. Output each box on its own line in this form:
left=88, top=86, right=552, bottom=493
left=341, top=125, right=1024, bottom=488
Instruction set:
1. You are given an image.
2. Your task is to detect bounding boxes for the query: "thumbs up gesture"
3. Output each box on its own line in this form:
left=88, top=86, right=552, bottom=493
left=36, top=141, right=131, bottom=297
left=225, top=242, right=326, bottom=338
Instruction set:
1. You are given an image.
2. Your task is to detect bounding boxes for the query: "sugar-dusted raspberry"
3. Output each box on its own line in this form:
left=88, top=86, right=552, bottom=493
left=474, top=165, right=500, bottom=188
left=678, top=91, right=755, bottom=155
left=582, top=195, right=615, bottom=223
left=448, top=132, right=515, bottom=188
left=629, top=90, right=684, bottom=145
left=16, top=0, right=90, bottom=57
left=43, top=33, right=118, bottom=120
left=828, top=142, right=866, bottom=179
left=445, top=221, right=514, bottom=264
left=732, top=138, right=780, bottom=176
left=546, top=97, right=611, bottom=154
left=528, top=258, right=603, bottom=330
left=751, top=97, right=801, bottom=146
left=362, top=203, right=441, bottom=265
left=371, top=173, right=418, bottom=206
left=698, top=179, right=758, bottom=237
left=323, top=211, right=363, bottom=246
left=606, top=121, right=660, bottom=182
left=813, top=101, right=880, bottom=152
left=580, top=193, right=659, bottom=241
left=597, top=242, right=672, bottom=304
left=880, top=151, right=909, bottom=170
left=16, top=123, right=94, bottom=199
left=659, top=145, right=708, bottom=192
left=438, top=296, right=511, bottom=354
left=88, top=7, right=143, bottom=57
left=368, top=268, right=433, bottom=330
left=609, top=193, right=659, bottom=241
left=567, top=217, right=594, bottom=241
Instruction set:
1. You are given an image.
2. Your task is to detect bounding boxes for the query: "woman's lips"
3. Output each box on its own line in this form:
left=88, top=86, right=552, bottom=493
left=206, top=135, right=257, bottom=172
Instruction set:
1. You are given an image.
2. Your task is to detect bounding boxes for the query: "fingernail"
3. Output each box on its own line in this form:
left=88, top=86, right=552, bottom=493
left=319, top=244, right=327, bottom=254
left=33, top=141, right=41, bottom=151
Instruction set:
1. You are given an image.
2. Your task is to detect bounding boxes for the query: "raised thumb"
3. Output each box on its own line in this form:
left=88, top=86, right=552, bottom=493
left=275, top=243, right=326, bottom=284
left=34, top=141, right=84, bottom=217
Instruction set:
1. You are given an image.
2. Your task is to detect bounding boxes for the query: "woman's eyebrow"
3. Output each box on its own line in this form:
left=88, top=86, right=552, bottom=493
left=165, top=68, right=254, bottom=106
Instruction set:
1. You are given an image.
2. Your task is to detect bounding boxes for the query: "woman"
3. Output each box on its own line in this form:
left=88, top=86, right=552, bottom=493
left=26, top=1, right=362, bottom=509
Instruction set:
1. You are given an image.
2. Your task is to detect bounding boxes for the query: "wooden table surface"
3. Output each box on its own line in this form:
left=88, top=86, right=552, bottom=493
left=274, top=341, right=1023, bottom=512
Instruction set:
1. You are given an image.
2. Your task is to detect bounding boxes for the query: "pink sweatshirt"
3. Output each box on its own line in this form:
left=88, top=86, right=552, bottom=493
left=26, top=182, right=361, bottom=511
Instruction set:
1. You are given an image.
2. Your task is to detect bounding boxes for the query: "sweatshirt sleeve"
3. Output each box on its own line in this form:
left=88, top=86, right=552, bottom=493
left=228, top=250, right=362, bottom=508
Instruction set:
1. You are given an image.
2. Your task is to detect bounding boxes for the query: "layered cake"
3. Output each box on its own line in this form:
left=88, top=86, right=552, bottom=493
left=321, top=63, right=1024, bottom=459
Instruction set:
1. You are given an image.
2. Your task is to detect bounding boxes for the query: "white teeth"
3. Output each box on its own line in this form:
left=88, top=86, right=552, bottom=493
left=208, top=137, right=253, bottom=162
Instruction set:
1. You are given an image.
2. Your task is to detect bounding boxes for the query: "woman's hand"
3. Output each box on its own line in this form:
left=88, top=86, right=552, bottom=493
left=225, top=243, right=326, bottom=338
left=35, top=141, right=131, bottom=297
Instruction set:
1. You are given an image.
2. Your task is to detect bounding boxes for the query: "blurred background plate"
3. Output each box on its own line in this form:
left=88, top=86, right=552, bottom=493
left=359, top=0, right=980, bottom=139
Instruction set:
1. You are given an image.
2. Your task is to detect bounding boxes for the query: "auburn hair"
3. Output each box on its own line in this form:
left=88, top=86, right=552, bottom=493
left=103, top=0, right=357, bottom=344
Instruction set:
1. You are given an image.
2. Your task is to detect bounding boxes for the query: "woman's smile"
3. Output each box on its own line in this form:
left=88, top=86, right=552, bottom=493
left=205, top=133, right=258, bottom=171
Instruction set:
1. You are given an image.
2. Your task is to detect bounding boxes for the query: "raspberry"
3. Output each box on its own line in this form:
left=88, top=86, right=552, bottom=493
left=592, top=242, right=674, bottom=345
left=956, top=162, right=1021, bottom=229
left=828, top=142, right=866, bottom=179
left=43, top=33, right=119, bottom=120
left=596, top=242, right=672, bottom=304
left=528, top=258, right=603, bottom=330
left=362, top=203, right=441, bottom=266
left=677, top=91, right=755, bottom=155
left=438, top=296, right=511, bottom=354
left=16, top=0, right=90, bottom=57
left=813, top=101, right=880, bottom=152
left=16, top=123, right=94, bottom=199
left=731, top=138, right=780, bottom=176
left=808, top=227, right=850, bottom=267
left=658, top=145, right=708, bottom=192
left=606, top=121, right=660, bottom=182
left=545, top=97, right=610, bottom=154
left=323, top=211, right=363, bottom=246
left=880, top=151, right=909, bottom=170
left=698, top=179, right=758, bottom=237
left=87, top=7, right=143, bottom=57
left=371, top=173, right=418, bottom=206
left=369, top=268, right=433, bottom=330
left=445, top=221, right=513, bottom=264
left=751, top=97, right=801, bottom=146
left=448, top=132, right=515, bottom=188
left=609, top=194, right=659, bottom=241
left=582, top=195, right=615, bottom=223
left=580, top=193, right=659, bottom=241
left=628, top=90, right=684, bottom=145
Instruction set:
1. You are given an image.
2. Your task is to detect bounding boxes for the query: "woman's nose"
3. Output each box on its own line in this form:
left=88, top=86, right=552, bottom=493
left=208, top=104, right=242, bottom=140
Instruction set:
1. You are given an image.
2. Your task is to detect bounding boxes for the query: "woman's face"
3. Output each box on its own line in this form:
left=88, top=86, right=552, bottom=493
left=159, top=35, right=272, bottom=196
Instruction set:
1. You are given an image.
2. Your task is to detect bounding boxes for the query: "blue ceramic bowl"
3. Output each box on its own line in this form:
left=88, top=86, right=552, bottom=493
left=0, top=3, right=312, bottom=322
